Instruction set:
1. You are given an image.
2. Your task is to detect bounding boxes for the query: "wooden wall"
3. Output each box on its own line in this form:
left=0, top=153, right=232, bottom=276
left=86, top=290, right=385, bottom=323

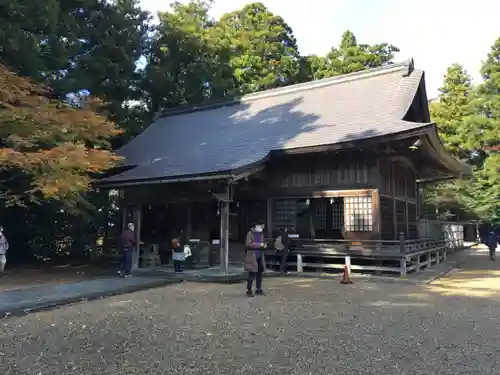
left=119, top=152, right=421, bottom=244
left=270, top=162, right=372, bottom=189
left=377, top=157, right=418, bottom=240
left=266, top=153, right=377, bottom=192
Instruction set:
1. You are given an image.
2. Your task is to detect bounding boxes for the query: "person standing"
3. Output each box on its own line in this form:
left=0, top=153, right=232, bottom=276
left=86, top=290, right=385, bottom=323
left=118, top=222, right=136, bottom=277
left=172, top=230, right=186, bottom=272
left=486, top=229, right=497, bottom=261
left=0, top=226, right=9, bottom=277
left=277, top=227, right=290, bottom=275
left=245, top=222, right=267, bottom=297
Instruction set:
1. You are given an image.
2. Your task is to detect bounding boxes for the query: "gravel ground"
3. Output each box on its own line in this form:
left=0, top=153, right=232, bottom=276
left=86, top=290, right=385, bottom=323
left=1, top=277, right=499, bottom=375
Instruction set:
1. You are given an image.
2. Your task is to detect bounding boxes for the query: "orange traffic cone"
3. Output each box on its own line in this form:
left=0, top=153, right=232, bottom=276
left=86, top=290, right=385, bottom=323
left=340, top=264, right=353, bottom=284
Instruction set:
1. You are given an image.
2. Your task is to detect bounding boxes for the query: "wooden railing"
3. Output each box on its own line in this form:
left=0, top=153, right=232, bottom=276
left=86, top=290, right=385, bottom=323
left=288, top=236, right=446, bottom=257
left=266, top=234, right=450, bottom=276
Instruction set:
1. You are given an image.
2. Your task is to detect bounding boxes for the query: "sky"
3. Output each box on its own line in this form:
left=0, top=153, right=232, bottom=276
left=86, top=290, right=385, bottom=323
left=139, top=0, right=500, bottom=98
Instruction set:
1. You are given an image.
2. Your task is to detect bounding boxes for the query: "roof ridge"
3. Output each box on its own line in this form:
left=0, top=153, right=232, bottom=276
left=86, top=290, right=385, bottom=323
left=154, top=59, right=415, bottom=120
left=241, top=59, right=414, bottom=102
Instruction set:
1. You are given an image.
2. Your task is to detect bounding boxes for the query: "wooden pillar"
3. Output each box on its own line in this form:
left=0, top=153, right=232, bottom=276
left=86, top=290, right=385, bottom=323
left=391, top=161, right=397, bottom=240
left=371, top=190, right=381, bottom=240
left=404, top=168, right=409, bottom=239
left=266, top=198, right=273, bottom=241
left=121, top=205, right=128, bottom=231
left=220, top=200, right=229, bottom=274
left=132, top=206, right=142, bottom=270
left=186, top=202, right=192, bottom=238
left=218, top=185, right=230, bottom=274
left=416, top=183, right=421, bottom=220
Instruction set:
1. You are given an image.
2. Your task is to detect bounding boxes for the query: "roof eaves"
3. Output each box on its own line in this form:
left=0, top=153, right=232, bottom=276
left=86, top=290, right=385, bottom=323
left=96, top=171, right=232, bottom=188
left=426, top=124, right=473, bottom=177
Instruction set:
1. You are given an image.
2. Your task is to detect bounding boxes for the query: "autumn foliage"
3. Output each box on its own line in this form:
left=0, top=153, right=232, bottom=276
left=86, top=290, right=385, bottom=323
left=0, top=64, right=121, bottom=205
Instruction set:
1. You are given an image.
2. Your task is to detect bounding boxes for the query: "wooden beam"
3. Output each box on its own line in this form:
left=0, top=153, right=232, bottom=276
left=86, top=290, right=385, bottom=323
left=268, top=188, right=376, bottom=199
left=231, top=164, right=265, bottom=182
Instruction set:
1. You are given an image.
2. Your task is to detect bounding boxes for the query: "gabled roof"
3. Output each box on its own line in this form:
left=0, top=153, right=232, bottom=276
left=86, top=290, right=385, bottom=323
left=100, top=59, right=469, bottom=186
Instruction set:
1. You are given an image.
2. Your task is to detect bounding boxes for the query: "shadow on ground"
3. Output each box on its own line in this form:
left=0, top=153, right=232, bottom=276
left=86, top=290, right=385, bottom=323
left=0, top=264, right=116, bottom=292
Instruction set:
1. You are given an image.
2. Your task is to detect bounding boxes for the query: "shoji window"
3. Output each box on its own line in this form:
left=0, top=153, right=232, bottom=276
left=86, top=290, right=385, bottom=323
left=344, top=196, right=373, bottom=232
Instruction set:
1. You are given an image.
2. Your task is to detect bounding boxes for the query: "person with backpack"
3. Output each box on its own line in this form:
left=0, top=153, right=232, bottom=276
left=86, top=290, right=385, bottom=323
left=275, top=227, right=290, bottom=275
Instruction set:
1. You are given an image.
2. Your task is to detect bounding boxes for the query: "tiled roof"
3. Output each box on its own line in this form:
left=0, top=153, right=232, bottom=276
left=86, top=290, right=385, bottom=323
left=102, top=60, right=435, bottom=184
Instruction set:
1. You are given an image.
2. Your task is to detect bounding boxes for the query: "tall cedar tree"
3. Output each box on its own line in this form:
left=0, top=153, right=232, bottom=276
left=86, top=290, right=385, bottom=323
left=216, top=2, right=301, bottom=94
left=0, top=0, right=151, bottom=142
left=302, top=30, right=399, bottom=80
left=142, top=0, right=233, bottom=113
left=426, top=38, right=500, bottom=222
left=470, top=37, right=500, bottom=222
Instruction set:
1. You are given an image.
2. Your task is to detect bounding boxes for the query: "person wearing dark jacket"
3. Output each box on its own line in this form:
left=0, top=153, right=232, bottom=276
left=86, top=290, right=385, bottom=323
left=118, top=222, right=136, bottom=277
left=486, top=230, right=497, bottom=261
left=245, top=222, right=267, bottom=297
left=172, top=230, right=187, bottom=272
left=278, top=228, right=291, bottom=274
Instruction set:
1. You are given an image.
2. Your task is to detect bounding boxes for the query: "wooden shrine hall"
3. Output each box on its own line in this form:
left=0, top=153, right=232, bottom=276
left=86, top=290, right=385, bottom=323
left=98, top=59, right=471, bottom=274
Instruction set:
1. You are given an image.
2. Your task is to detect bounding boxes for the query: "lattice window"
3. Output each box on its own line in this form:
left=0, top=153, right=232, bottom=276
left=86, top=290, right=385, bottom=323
left=332, top=200, right=344, bottom=230
left=313, top=200, right=327, bottom=230
left=272, top=199, right=296, bottom=231
left=344, top=196, right=373, bottom=232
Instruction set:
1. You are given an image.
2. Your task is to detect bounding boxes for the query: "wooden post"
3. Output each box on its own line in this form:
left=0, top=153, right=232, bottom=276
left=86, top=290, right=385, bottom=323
left=121, top=206, right=128, bottom=231
left=266, top=198, right=273, bottom=243
left=218, top=185, right=230, bottom=274
left=399, top=232, right=407, bottom=276
left=297, top=253, right=303, bottom=272
left=371, top=190, right=381, bottom=241
left=220, top=201, right=229, bottom=274
left=132, top=206, right=142, bottom=270
left=219, top=201, right=224, bottom=272
left=404, top=167, right=410, bottom=239
left=186, top=202, right=192, bottom=238
left=391, top=161, right=397, bottom=240
left=392, top=198, right=397, bottom=240
left=405, top=201, right=409, bottom=239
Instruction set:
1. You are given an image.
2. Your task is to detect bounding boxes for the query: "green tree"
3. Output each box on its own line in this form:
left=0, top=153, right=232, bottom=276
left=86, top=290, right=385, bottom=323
left=429, top=64, right=475, bottom=158
left=217, top=2, right=301, bottom=93
left=61, top=0, right=151, bottom=122
left=426, top=38, right=500, bottom=223
left=478, top=37, right=500, bottom=152
left=1, top=0, right=151, bottom=128
left=303, top=30, right=399, bottom=80
left=0, top=0, right=60, bottom=78
left=467, top=37, right=500, bottom=222
left=142, top=0, right=233, bottom=113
